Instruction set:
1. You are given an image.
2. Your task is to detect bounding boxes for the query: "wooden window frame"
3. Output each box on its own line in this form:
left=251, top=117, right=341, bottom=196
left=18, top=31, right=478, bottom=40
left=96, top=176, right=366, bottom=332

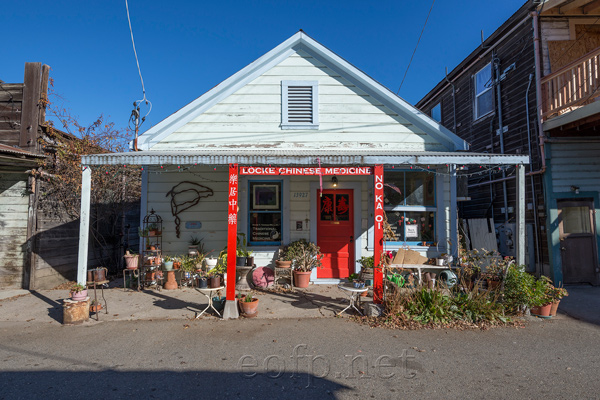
left=281, top=80, right=319, bottom=130
left=383, top=170, right=437, bottom=246
left=473, top=63, right=494, bottom=121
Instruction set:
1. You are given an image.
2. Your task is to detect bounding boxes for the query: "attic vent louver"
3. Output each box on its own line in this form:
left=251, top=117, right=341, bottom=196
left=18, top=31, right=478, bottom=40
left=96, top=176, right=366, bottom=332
left=281, top=80, right=319, bottom=130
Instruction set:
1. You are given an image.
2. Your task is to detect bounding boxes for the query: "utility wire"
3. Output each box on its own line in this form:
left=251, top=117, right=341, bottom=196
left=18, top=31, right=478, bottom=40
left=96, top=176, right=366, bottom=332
left=397, top=0, right=436, bottom=94
left=125, top=0, right=152, bottom=119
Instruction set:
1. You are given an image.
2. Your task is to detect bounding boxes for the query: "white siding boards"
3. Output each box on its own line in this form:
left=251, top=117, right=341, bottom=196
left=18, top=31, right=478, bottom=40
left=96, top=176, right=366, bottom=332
left=281, top=80, right=319, bottom=129
left=139, top=32, right=467, bottom=152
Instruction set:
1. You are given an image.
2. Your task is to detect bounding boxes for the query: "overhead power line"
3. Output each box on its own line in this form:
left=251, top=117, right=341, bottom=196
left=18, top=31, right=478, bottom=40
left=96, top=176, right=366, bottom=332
left=397, top=0, right=436, bottom=95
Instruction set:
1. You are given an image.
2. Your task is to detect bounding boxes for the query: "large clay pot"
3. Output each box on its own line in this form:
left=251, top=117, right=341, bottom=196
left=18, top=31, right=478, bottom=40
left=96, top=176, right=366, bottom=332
left=239, top=296, right=259, bottom=317
left=71, top=290, right=88, bottom=301
left=550, top=300, right=561, bottom=317
left=124, top=255, right=139, bottom=270
left=293, top=270, right=311, bottom=288
left=275, top=260, right=292, bottom=268
left=531, top=303, right=552, bottom=317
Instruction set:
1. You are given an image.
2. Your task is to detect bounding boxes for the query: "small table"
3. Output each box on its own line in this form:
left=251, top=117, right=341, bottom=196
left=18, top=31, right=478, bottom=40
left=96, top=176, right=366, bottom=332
left=194, top=286, right=225, bottom=318
left=388, top=264, right=450, bottom=285
left=337, top=283, right=368, bottom=316
left=86, top=279, right=109, bottom=321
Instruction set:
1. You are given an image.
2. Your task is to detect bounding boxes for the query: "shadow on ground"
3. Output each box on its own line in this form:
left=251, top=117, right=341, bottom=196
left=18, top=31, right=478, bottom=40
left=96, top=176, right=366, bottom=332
left=0, top=370, right=350, bottom=399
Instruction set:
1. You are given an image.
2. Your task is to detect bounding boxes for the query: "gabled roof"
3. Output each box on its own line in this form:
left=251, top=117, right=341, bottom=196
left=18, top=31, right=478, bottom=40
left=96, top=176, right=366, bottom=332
left=137, top=31, right=468, bottom=152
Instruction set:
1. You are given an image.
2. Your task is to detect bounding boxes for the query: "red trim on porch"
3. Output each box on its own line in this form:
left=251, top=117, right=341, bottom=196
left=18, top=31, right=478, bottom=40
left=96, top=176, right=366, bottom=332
left=373, top=164, right=384, bottom=304
left=239, top=166, right=373, bottom=175
left=226, top=164, right=239, bottom=301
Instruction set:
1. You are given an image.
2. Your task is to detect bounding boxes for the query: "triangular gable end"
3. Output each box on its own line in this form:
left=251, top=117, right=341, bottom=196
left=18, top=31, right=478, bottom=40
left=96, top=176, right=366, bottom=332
left=137, top=31, right=467, bottom=151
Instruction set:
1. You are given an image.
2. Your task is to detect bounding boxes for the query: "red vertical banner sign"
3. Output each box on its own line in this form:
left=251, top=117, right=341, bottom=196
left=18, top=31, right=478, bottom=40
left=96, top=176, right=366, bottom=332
left=227, top=164, right=239, bottom=301
left=373, top=164, right=384, bottom=303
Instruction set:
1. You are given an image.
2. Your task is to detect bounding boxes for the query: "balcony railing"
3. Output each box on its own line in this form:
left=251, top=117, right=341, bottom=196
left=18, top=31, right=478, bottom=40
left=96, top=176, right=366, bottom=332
left=541, top=47, right=600, bottom=120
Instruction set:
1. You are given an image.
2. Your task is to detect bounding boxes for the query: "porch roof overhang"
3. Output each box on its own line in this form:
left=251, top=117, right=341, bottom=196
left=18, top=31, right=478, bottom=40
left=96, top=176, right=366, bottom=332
left=81, top=149, right=529, bottom=167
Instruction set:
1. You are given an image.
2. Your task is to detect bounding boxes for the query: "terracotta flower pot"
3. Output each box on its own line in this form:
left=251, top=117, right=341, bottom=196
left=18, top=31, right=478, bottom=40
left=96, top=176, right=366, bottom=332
left=293, top=270, right=311, bottom=288
left=239, top=296, right=259, bottom=317
left=487, top=280, right=501, bottom=290
left=124, top=255, right=139, bottom=270
left=275, top=260, right=292, bottom=268
left=550, top=300, right=561, bottom=317
left=90, top=304, right=103, bottom=313
left=531, top=303, right=552, bottom=317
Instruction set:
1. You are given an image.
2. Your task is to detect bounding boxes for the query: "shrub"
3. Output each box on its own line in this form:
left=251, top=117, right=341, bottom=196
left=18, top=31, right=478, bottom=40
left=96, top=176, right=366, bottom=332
left=503, top=264, right=536, bottom=314
left=285, top=239, right=323, bottom=272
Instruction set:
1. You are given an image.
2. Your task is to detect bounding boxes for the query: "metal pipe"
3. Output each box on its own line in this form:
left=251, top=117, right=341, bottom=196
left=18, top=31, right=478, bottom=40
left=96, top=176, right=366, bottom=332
left=530, top=11, right=547, bottom=176
left=494, top=53, right=510, bottom=222
left=525, top=72, right=541, bottom=276
left=444, top=67, right=457, bottom=132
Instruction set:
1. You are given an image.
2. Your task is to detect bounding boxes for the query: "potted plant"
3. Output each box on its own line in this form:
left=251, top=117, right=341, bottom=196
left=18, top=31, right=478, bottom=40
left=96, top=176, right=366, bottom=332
left=197, top=273, right=208, bottom=288
left=358, top=256, right=374, bottom=273
left=483, top=265, right=503, bottom=290
left=213, top=295, right=226, bottom=313
left=286, top=239, right=323, bottom=288
left=236, top=233, right=253, bottom=266
left=147, top=223, right=161, bottom=236
left=205, top=256, right=218, bottom=271
left=238, top=293, right=259, bottom=317
left=189, top=236, right=204, bottom=256
left=530, top=277, right=554, bottom=317
left=70, top=283, right=88, bottom=301
left=123, top=250, right=139, bottom=270
left=275, top=245, right=293, bottom=268
left=549, top=285, right=568, bottom=317
left=90, top=299, right=103, bottom=313
left=163, top=255, right=174, bottom=271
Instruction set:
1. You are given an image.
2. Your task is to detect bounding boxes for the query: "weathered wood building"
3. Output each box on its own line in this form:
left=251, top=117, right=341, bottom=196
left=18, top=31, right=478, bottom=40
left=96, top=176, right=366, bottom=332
left=417, top=0, right=600, bottom=285
left=0, top=63, right=139, bottom=289
left=79, top=32, right=528, bottom=317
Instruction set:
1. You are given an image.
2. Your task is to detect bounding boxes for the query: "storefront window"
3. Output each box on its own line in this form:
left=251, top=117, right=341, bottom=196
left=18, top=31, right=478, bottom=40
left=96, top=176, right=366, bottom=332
left=248, top=181, right=282, bottom=245
left=384, top=170, right=436, bottom=245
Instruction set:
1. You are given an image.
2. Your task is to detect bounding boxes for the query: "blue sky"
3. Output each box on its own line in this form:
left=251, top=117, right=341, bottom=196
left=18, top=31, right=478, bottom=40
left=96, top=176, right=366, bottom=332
left=4, top=0, right=527, bottom=136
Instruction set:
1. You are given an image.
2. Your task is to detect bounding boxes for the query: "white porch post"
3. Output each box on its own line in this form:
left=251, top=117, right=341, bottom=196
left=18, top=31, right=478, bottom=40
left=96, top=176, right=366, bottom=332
left=77, top=166, right=92, bottom=285
left=516, top=163, right=526, bottom=266
left=450, top=164, right=458, bottom=259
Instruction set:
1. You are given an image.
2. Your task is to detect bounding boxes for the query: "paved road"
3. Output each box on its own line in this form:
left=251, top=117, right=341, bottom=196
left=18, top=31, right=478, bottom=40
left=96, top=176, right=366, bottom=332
left=0, top=315, right=599, bottom=399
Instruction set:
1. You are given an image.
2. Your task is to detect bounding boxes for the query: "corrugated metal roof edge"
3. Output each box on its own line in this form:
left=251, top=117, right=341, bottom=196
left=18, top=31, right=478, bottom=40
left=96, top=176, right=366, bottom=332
left=81, top=149, right=529, bottom=166
left=0, top=144, right=46, bottom=158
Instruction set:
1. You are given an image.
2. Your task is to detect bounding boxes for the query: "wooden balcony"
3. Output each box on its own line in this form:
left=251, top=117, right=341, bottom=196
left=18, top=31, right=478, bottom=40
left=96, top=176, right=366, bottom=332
left=541, top=47, right=600, bottom=120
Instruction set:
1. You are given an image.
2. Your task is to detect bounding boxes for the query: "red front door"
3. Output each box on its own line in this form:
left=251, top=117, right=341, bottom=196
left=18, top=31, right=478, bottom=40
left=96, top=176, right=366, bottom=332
left=317, top=189, right=354, bottom=279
